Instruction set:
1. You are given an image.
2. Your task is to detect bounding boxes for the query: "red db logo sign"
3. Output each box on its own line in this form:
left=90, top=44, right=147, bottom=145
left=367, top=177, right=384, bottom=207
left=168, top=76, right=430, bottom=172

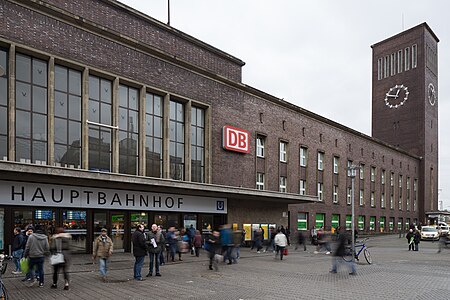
left=222, top=126, right=250, bottom=154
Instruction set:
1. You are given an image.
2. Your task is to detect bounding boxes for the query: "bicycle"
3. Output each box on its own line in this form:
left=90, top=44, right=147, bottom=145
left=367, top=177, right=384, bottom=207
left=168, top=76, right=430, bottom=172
left=342, top=237, right=372, bottom=264
left=0, top=254, right=11, bottom=300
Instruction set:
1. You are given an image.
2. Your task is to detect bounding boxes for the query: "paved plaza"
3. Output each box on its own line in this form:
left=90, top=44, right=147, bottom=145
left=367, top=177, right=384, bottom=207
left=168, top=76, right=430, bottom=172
left=3, top=234, right=450, bottom=300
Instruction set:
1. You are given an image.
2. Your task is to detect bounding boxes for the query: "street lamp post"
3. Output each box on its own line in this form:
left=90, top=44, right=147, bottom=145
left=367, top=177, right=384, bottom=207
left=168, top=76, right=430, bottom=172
left=348, top=165, right=358, bottom=263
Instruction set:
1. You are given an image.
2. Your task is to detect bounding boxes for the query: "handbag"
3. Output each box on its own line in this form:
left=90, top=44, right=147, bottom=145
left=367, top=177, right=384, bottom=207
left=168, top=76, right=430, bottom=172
left=20, top=257, right=29, bottom=274
left=50, top=238, right=65, bottom=265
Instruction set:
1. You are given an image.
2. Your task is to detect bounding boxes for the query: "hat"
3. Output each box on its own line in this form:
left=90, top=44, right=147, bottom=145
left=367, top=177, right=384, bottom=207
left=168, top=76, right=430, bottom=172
left=101, top=228, right=107, bottom=232
left=26, top=225, right=35, bottom=231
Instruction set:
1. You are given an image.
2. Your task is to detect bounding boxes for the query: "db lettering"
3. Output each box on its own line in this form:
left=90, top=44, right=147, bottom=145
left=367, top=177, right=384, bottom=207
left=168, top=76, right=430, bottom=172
left=223, top=126, right=250, bottom=154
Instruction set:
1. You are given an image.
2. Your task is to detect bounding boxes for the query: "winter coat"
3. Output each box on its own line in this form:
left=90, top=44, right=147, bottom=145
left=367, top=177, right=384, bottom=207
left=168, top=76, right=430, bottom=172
left=24, top=233, right=50, bottom=258
left=413, top=231, right=421, bottom=244
left=406, top=231, right=415, bottom=244
left=274, top=233, right=288, bottom=247
left=132, top=229, right=147, bottom=257
left=13, top=233, right=25, bottom=251
left=193, top=234, right=202, bottom=248
left=146, top=230, right=166, bottom=254
left=50, top=233, right=72, bottom=263
left=93, top=235, right=113, bottom=259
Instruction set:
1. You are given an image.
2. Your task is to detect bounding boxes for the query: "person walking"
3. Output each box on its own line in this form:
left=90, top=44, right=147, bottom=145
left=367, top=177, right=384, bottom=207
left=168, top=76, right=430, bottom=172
left=166, top=227, right=178, bottom=262
left=274, top=229, right=288, bottom=260
left=21, top=226, right=34, bottom=282
left=264, top=227, right=276, bottom=253
left=413, top=229, right=421, bottom=251
left=24, top=224, right=50, bottom=288
left=311, top=226, right=318, bottom=245
left=12, top=227, right=25, bottom=275
left=193, top=230, right=202, bottom=257
left=158, top=225, right=166, bottom=265
left=132, top=224, right=146, bottom=281
left=406, top=229, right=415, bottom=251
left=50, top=227, right=72, bottom=290
left=146, top=224, right=165, bottom=277
left=253, top=228, right=263, bottom=253
left=93, top=228, right=113, bottom=282
left=295, top=230, right=307, bottom=251
left=206, top=231, right=221, bottom=271
left=330, top=227, right=356, bottom=275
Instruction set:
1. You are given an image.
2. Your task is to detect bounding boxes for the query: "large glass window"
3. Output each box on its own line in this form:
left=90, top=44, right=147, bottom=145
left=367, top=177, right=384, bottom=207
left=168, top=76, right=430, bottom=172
left=170, top=100, right=184, bottom=180
left=0, top=48, right=8, bottom=161
left=118, top=85, right=139, bottom=175
left=297, top=212, right=308, bottom=231
left=256, top=136, right=265, bottom=158
left=145, top=93, right=163, bottom=178
left=88, top=75, right=112, bottom=171
left=15, top=53, right=48, bottom=164
left=315, top=213, right=325, bottom=229
left=191, top=106, right=205, bottom=182
left=54, top=65, right=82, bottom=168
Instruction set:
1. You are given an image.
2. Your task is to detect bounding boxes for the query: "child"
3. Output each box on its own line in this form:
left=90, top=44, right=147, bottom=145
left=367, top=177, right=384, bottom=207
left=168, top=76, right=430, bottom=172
left=406, top=229, right=415, bottom=251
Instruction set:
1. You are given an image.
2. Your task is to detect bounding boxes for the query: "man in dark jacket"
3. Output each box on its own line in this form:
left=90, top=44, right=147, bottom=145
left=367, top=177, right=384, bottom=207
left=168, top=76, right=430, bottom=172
left=132, top=224, right=146, bottom=281
left=12, top=227, right=25, bottom=274
left=24, top=225, right=50, bottom=287
left=146, top=224, right=165, bottom=277
left=206, top=231, right=221, bottom=271
left=330, top=227, right=356, bottom=275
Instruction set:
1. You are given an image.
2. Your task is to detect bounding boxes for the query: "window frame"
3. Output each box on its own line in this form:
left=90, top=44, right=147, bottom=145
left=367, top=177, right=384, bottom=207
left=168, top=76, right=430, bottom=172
left=279, top=141, right=287, bottom=163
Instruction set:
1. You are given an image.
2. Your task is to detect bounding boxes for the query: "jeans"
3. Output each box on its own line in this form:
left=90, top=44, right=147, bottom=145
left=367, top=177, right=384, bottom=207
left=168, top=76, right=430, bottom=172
left=12, top=249, right=24, bottom=271
left=134, top=256, right=145, bottom=279
left=159, top=249, right=165, bottom=264
left=98, top=258, right=108, bottom=277
left=148, top=252, right=160, bottom=274
left=331, top=256, right=356, bottom=273
left=265, top=240, right=275, bottom=252
left=28, top=257, right=45, bottom=284
left=169, top=244, right=177, bottom=261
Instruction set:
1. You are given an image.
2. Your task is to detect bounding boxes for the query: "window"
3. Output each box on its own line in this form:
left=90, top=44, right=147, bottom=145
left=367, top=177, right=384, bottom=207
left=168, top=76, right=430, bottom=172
left=406, top=177, right=411, bottom=211
left=280, top=176, right=287, bottom=193
left=300, top=147, right=307, bottom=167
left=88, top=75, right=112, bottom=172
left=315, top=213, right=325, bottom=229
left=380, top=217, right=386, bottom=231
left=347, top=187, right=352, bottom=205
left=299, top=179, right=306, bottom=195
left=370, top=216, right=376, bottom=231
left=370, top=166, right=376, bottom=182
left=381, top=193, right=385, bottom=208
left=317, top=152, right=324, bottom=171
left=398, top=175, right=403, bottom=188
left=390, top=194, right=394, bottom=209
left=191, top=106, right=205, bottom=182
left=359, top=189, right=364, bottom=206
left=0, top=48, right=8, bottom=160
left=317, top=182, right=323, bottom=201
left=118, top=85, right=139, bottom=175
left=333, top=156, right=339, bottom=174
left=256, top=136, right=265, bottom=158
left=145, top=93, right=163, bottom=178
left=332, top=214, right=339, bottom=230
left=15, top=53, right=48, bottom=164
left=370, top=192, right=375, bottom=207
left=397, top=50, right=403, bottom=73
left=358, top=216, right=365, bottom=231
left=169, top=100, right=185, bottom=180
left=390, top=172, right=395, bottom=187
left=54, top=65, right=82, bottom=169
left=405, top=47, right=410, bottom=71
left=297, top=212, right=308, bottom=231
left=390, top=53, right=396, bottom=76
left=377, top=58, right=383, bottom=80
left=279, top=141, right=287, bottom=162
left=359, top=163, right=365, bottom=180
left=346, top=215, right=352, bottom=230
left=347, top=160, right=352, bottom=177
left=412, top=44, right=417, bottom=68
left=256, top=173, right=264, bottom=190
left=333, top=185, right=338, bottom=203
left=381, top=169, right=386, bottom=185
left=413, top=179, right=418, bottom=212
left=384, top=56, right=389, bottom=78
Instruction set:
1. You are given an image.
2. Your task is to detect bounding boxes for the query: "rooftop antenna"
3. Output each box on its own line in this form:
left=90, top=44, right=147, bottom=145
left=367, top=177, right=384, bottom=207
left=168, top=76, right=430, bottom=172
left=167, top=0, right=170, bottom=26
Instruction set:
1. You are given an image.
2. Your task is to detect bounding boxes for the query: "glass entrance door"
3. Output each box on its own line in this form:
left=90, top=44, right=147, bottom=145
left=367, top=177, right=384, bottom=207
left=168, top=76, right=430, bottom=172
left=63, top=210, right=87, bottom=253
left=111, top=213, right=125, bottom=252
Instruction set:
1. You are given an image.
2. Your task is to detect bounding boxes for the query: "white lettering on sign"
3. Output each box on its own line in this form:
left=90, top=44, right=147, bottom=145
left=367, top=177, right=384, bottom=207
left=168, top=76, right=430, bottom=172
left=0, top=180, right=227, bottom=214
left=222, top=125, right=250, bottom=154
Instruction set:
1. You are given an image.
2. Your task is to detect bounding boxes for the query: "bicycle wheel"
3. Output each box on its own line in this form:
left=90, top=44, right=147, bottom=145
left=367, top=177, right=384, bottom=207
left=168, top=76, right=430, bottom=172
left=1, top=283, right=8, bottom=300
left=363, top=248, right=372, bottom=264
left=342, top=248, right=353, bottom=262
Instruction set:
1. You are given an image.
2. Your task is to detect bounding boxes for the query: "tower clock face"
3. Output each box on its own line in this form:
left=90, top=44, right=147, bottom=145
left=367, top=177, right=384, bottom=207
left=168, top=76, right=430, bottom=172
left=428, top=83, right=436, bottom=106
left=384, top=84, right=409, bottom=109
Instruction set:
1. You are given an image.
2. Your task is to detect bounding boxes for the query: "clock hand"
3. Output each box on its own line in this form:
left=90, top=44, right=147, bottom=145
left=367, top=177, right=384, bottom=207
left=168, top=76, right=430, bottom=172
left=395, top=88, right=400, bottom=98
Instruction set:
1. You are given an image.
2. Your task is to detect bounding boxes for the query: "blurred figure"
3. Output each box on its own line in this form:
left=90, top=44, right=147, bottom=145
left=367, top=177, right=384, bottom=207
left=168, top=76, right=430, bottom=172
left=274, top=229, right=288, bottom=260
left=193, top=230, right=202, bottom=257
left=232, top=229, right=244, bottom=261
left=93, top=228, right=113, bottom=282
left=330, top=227, right=356, bottom=275
left=206, top=231, right=221, bottom=271
left=158, top=225, right=166, bottom=265
left=146, top=224, right=165, bottom=277
left=253, top=228, right=263, bottom=253
left=50, top=227, right=72, bottom=290
left=264, top=227, right=276, bottom=253
left=132, top=224, right=146, bottom=281
left=220, top=224, right=233, bottom=264
left=21, top=226, right=34, bottom=282
left=311, top=226, right=318, bottom=245
left=188, top=224, right=196, bottom=255
left=295, top=231, right=307, bottom=251
left=166, top=227, right=179, bottom=262
left=24, top=224, right=50, bottom=288
left=12, top=227, right=25, bottom=274
left=314, top=230, right=332, bottom=255
left=406, top=229, right=415, bottom=251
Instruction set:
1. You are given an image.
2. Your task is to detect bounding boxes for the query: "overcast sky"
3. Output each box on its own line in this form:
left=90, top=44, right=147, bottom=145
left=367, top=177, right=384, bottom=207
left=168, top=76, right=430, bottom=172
left=119, top=0, right=450, bottom=209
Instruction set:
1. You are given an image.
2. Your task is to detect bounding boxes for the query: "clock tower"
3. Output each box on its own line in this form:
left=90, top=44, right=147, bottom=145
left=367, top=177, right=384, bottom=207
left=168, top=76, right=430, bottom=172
left=371, top=23, right=439, bottom=222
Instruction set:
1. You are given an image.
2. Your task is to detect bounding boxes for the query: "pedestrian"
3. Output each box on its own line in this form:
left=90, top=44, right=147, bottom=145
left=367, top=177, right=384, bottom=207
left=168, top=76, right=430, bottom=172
left=50, top=227, right=72, bottom=290
left=21, top=226, right=34, bottom=282
left=92, top=228, right=113, bottom=282
left=413, top=229, right=420, bottom=251
left=330, top=227, right=356, bottom=275
left=146, top=224, right=165, bottom=277
left=406, top=229, right=415, bottom=251
left=295, top=231, right=307, bottom=251
left=166, top=227, right=178, bottom=262
left=205, top=231, right=221, bottom=271
left=274, top=229, right=288, bottom=260
left=193, top=230, right=202, bottom=257
left=24, top=224, right=50, bottom=288
left=188, top=224, right=196, bottom=255
left=264, top=227, right=276, bottom=253
left=158, top=225, right=166, bottom=265
left=311, top=226, right=318, bottom=245
left=220, top=224, right=233, bottom=264
left=253, top=228, right=263, bottom=253
left=232, top=229, right=243, bottom=261
left=132, top=224, right=146, bottom=281
left=12, top=227, right=25, bottom=275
